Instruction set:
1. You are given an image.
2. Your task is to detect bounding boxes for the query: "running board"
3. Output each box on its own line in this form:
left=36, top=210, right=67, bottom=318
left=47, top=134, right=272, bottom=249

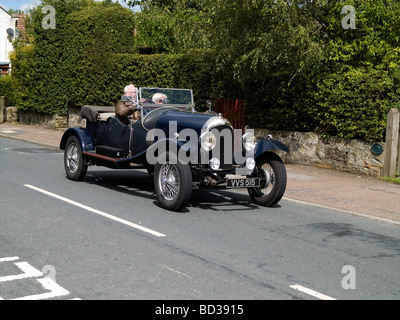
left=83, top=151, right=120, bottom=162
left=82, top=151, right=146, bottom=169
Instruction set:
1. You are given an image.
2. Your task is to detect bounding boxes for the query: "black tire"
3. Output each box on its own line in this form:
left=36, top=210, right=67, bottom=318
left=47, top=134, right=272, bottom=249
left=154, top=155, right=192, bottom=211
left=64, top=135, right=87, bottom=181
left=248, top=152, right=287, bottom=207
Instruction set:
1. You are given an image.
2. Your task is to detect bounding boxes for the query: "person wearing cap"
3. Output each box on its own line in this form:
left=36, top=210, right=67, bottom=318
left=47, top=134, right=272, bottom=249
left=115, top=84, right=140, bottom=125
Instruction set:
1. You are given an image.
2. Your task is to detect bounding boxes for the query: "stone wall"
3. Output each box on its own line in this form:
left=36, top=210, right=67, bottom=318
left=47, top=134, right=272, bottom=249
left=252, top=128, right=384, bottom=177
left=16, top=108, right=85, bottom=128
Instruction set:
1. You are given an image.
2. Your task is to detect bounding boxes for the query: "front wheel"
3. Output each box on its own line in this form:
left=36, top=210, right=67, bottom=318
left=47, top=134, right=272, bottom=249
left=248, top=152, right=287, bottom=207
left=154, top=158, right=192, bottom=211
left=64, top=135, right=87, bottom=181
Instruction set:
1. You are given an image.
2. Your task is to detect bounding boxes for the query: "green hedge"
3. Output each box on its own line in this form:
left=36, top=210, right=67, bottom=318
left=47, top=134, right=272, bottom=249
left=108, top=51, right=225, bottom=111
left=12, top=0, right=138, bottom=115
left=245, top=63, right=400, bottom=142
left=308, top=66, right=399, bottom=141
left=11, top=1, right=224, bottom=115
left=0, top=76, right=18, bottom=106
left=244, top=0, right=400, bottom=142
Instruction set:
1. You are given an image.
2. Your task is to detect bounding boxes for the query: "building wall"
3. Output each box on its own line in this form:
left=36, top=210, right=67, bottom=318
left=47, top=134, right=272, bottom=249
left=0, top=6, right=19, bottom=72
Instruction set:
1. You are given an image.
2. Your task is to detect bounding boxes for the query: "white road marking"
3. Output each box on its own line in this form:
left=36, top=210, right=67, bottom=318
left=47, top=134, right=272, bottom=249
left=12, top=277, right=70, bottom=300
left=0, top=130, right=17, bottom=134
left=0, top=256, right=19, bottom=262
left=290, top=284, right=336, bottom=300
left=0, top=262, right=43, bottom=282
left=283, top=197, right=400, bottom=225
left=161, top=265, right=192, bottom=279
left=24, top=184, right=166, bottom=237
left=1, top=257, right=77, bottom=300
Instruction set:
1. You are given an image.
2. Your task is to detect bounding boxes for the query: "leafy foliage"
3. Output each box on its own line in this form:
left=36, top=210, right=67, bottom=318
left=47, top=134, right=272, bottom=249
left=63, top=1, right=137, bottom=106
left=308, top=0, right=400, bottom=141
left=0, top=75, right=18, bottom=106
left=131, top=0, right=213, bottom=53
left=10, top=0, right=220, bottom=114
left=109, top=51, right=225, bottom=110
left=11, top=0, right=137, bottom=114
left=8, top=0, right=400, bottom=142
left=209, top=0, right=400, bottom=141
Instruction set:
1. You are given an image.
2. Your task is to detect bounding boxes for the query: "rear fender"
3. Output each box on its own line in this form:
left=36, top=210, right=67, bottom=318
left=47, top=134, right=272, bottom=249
left=59, top=127, right=95, bottom=152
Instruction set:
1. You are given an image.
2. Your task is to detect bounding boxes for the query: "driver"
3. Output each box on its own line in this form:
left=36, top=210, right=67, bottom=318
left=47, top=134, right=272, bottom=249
left=115, top=84, right=141, bottom=125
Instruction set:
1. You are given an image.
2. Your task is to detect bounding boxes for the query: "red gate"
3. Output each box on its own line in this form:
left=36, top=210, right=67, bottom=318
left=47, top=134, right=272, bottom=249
left=215, top=98, right=246, bottom=131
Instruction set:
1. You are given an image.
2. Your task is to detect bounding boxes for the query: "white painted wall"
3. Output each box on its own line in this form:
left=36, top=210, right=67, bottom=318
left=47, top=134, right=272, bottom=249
left=0, top=6, right=18, bottom=65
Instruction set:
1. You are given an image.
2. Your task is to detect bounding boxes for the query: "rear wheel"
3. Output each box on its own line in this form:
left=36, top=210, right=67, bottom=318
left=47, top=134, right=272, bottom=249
left=248, top=152, right=286, bottom=207
left=64, top=135, right=87, bottom=181
left=154, top=156, right=192, bottom=211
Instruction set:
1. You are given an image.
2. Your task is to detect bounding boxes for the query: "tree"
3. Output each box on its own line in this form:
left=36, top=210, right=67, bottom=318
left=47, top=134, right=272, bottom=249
left=209, top=0, right=400, bottom=141
left=209, top=0, right=325, bottom=132
left=125, top=0, right=214, bottom=53
left=307, top=0, right=400, bottom=141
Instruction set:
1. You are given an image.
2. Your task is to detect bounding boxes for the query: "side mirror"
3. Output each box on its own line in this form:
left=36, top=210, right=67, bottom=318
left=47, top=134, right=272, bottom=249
left=205, top=101, right=218, bottom=115
left=206, top=100, right=212, bottom=112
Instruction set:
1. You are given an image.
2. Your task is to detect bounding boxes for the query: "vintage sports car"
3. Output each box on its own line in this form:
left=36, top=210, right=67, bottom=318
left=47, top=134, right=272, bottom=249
left=60, top=87, right=289, bottom=211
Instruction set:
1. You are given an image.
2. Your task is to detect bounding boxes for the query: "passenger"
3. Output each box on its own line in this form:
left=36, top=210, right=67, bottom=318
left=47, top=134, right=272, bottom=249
left=152, top=93, right=168, bottom=104
left=115, top=84, right=141, bottom=125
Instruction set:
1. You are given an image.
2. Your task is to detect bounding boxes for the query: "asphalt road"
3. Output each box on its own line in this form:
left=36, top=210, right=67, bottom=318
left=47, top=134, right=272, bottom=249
left=0, top=137, right=399, bottom=303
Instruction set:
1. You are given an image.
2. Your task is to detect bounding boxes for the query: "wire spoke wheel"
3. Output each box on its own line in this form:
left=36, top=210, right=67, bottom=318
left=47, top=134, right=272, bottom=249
left=64, top=136, right=87, bottom=181
left=159, top=162, right=180, bottom=201
left=66, top=142, right=80, bottom=174
left=255, top=163, right=275, bottom=197
left=154, top=155, right=192, bottom=211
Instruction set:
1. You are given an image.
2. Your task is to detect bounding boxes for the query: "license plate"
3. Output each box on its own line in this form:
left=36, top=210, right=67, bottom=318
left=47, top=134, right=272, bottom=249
left=226, top=177, right=260, bottom=188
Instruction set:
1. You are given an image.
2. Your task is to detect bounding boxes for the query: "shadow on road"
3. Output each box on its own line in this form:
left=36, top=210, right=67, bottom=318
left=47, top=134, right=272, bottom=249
left=78, top=168, right=280, bottom=213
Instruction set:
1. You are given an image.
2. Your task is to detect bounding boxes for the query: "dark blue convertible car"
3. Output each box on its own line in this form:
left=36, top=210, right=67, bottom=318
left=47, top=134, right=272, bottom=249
left=60, top=87, right=288, bottom=211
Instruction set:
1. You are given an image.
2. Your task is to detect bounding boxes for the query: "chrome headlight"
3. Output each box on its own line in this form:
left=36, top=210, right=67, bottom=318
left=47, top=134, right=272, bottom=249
left=242, top=132, right=256, bottom=151
left=200, top=131, right=217, bottom=151
left=209, top=157, right=220, bottom=170
left=246, top=157, right=256, bottom=170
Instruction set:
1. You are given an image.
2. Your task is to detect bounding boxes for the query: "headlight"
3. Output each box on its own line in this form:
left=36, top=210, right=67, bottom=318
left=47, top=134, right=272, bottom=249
left=246, top=158, right=256, bottom=170
left=209, top=158, right=220, bottom=170
left=200, top=131, right=217, bottom=151
left=242, top=132, right=256, bottom=151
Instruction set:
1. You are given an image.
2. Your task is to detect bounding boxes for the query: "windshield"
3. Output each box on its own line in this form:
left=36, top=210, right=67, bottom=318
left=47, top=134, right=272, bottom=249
left=139, top=88, right=194, bottom=109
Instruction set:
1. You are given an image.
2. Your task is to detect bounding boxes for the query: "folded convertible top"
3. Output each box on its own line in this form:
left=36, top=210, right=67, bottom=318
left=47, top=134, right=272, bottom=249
left=81, top=105, right=115, bottom=123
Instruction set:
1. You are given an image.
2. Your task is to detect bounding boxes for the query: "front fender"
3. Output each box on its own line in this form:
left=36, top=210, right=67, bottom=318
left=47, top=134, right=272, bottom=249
left=59, top=127, right=95, bottom=152
left=254, top=139, right=289, bottom=160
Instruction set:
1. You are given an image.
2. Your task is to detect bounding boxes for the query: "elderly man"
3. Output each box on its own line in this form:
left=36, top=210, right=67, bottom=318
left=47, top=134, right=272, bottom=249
left=115, top=84, right=140, bottom=125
